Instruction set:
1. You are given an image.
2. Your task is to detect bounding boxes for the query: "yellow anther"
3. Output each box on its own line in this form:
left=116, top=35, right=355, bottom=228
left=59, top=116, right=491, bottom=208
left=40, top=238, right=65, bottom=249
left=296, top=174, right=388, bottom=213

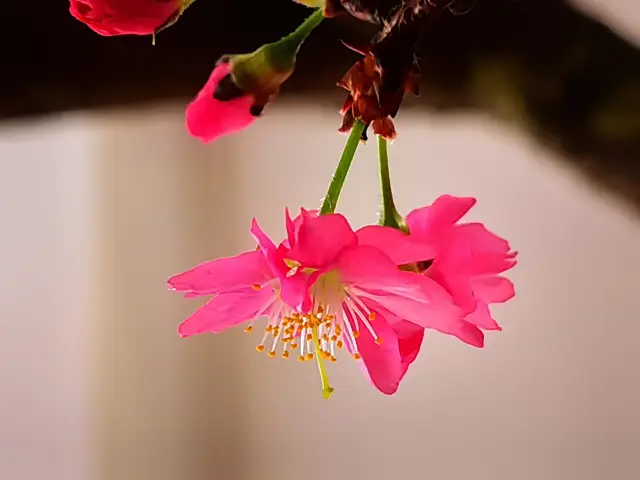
left=267, top=351, right=276, bottom=358
left=266, top=325, right=273, bottom=332
left=256, top=345, right=265, bottom=352
left=336, top=340, right=343, bottom=349
left=375, top=337, right=383, bottom=345
left=284, top=258, right=300, bottom=269
left=353, top=353, right=362, bottom=360
left=331, top=335, right=338, bottom=341
left=298, top=355, right=306, bottom=362
left=354, top=330, right=360, bottom=339
left=368, top=312, right=376, bottom=321
left=290, top=342, right=298, bottom=349
left=244, top=325, right=253, bottom=333
left=330, top=356, right=337, bottom=363
left=282, top=351, right=290, bottom=359
left=305, top=353, right=314, bottom=360
left=252, top=283, right=261, bottom=291
left=306, top=333, right=313, bottom=341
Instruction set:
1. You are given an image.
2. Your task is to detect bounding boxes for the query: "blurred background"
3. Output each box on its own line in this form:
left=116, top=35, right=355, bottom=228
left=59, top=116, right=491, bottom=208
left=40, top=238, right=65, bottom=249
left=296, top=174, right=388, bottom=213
left=1, top=1, right=639, bottom=480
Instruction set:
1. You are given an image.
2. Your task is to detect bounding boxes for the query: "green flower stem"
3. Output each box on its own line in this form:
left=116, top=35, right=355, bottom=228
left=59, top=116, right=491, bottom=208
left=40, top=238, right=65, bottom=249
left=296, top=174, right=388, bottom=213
left=274, top=9, right=325, bottom=59
left=153, top=0, right=199, bottom=43
left=320, top=121, right=367, bottom=215
left=377, top=135, right=406, bottom=230
left=313, top=119, right=365, bottom=399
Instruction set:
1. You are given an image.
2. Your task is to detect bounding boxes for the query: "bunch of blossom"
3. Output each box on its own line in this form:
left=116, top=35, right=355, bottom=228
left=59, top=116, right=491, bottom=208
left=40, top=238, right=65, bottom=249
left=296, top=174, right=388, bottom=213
left=70, top=0, right=517, bottom=397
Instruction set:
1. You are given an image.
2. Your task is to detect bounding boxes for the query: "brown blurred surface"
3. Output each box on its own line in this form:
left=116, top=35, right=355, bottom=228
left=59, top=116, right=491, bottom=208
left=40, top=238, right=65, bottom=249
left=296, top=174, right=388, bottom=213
left=3, top=1, right=640, bottom=211
left=1, top=0, right=360, bottom=118
left=1, top=1, right=631, bottom=116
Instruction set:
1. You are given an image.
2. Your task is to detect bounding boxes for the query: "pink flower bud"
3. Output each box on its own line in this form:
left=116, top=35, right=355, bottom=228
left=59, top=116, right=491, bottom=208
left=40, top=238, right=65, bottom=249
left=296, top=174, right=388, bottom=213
left=185, top=62, right=257, bottom=143
left=69, top=0, right=180, bottom=36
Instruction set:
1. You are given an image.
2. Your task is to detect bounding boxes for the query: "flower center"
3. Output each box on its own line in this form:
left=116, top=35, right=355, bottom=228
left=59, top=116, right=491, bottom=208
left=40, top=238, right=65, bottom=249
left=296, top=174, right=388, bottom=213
left=400, top=258, right=434, bottom=273
left=310, top=270, right=382, bottom=360
left=245, top=271, right=382, bottom=399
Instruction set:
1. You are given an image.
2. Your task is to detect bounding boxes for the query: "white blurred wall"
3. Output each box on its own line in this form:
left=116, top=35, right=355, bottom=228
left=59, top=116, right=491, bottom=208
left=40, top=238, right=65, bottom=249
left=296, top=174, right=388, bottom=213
left=0, top=116, right=99, bottom=480
left=1, top=98, right=640, bottom=480
left=0, top=108, right=243, bottom=480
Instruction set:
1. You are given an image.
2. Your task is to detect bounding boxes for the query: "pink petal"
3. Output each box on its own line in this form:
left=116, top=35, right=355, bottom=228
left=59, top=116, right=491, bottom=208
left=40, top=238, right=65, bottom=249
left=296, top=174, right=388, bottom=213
left=178, top=287, right=274, bottom=337
left=464, top=302, right=502, bottom=331
left=448, top=224, right=514, bottom=271
left=299, top=208, right=320, bottom=218
left=457, top=223, right=512, bottom=254
left=437, top=225, right=515, bottom=274
left=406, top=195, right=476, bottom=239
left=427, top=268, right=478, bottom=315
left=364, top=297, right=484, bottom=346
left=289, top=213, right=358, bottom=268
left=285, top=208, right=297, bottom=249
left=334, top=245, right=424, bottom=295
left=355, top=225, right=436, bottom=265
left=282, top=277, right=312, bottom=312
left=250, top=218, right=309, bottom=310
left=466, top=253, right=518, bottom=275
left=471, top=276, right=515, bottom=304
left=353, top=313, right=406, bottom=395
left=167, top=250, right=273, bottom=295
left=335, top=246, right=462, bottom=330
left=250, top=219, right=285, bottom=276
left=444, top=319, right=485, bottom=347
left=186, top=63, right=256, bottom=143
left=392, top=320, right=425, bottom=366
left=283, top=208, right=320, bottom=249
left=426, top=224, right=516, bottom=314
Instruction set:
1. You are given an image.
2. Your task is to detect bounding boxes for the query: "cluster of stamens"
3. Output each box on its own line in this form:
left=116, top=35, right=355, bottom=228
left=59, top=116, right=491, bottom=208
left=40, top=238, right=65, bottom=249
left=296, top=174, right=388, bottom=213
left=245, top=290, right=382, bottom=364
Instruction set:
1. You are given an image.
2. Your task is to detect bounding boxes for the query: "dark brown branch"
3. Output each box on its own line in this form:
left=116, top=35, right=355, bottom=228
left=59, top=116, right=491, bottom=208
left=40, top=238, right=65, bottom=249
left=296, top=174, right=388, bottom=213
left=415, top=0, right=640, bottom=211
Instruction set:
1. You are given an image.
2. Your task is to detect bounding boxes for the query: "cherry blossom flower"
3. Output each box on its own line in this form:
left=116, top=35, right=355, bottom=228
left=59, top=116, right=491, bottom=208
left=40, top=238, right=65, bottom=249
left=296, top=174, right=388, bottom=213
left=385, top=195, right=517, bottom=332
left=169, top=209, right=473, bottom=395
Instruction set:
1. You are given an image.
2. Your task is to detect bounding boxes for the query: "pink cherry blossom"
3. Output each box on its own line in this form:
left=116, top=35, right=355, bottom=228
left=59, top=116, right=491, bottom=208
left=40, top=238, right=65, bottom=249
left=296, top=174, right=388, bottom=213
left=168, top=217, right=306, bottom=341
left=267, top=209, right=478, bottom=394
left=185, top=63, right=256, bottom=143
left=169, top=209, right=471, bottom=396
left=405, top=195, right=517, bottom=331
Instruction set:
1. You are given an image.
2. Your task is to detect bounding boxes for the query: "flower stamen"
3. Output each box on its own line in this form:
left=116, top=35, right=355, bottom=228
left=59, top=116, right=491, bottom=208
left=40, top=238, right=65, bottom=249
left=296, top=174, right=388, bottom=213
left=344, top=294, right=380, bottom=344
left=340, top=311, right=360, bottom=359
left=241, top=277, right=385, bottom=398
